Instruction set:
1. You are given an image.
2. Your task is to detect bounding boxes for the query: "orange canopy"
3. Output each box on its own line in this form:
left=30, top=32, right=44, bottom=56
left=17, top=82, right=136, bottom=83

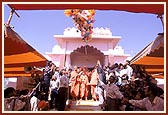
left=130, top=34, right=164, bottom=78
left=8, top=4, right=164, bottom=14
left=4, top=25, right=47, bottom=77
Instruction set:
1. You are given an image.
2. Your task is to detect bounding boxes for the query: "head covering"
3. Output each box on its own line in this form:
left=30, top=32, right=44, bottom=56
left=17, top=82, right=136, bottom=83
left=148, top=83, right=160, bottom=96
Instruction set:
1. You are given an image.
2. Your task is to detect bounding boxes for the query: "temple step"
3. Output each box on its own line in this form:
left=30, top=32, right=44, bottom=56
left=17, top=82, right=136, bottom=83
left=65, top=100, right=102, bottom=111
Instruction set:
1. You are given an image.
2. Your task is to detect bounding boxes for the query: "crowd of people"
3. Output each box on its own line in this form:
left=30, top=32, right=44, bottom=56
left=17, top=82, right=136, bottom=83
left=4, top=60, right=164, bottom=111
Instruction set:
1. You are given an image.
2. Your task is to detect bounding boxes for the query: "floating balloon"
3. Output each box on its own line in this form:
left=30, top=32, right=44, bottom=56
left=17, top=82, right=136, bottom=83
left=64, top=9, right=96, bottom=43
left=64, top=9, right=73, bottom=17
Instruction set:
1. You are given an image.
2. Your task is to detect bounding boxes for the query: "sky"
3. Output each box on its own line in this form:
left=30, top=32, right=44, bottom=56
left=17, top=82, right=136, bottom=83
left=3, top=4, right=163, bottom=58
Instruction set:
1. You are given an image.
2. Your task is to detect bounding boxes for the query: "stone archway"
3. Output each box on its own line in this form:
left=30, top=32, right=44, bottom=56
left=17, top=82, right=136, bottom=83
left=70, top=45, right=105, bottom=68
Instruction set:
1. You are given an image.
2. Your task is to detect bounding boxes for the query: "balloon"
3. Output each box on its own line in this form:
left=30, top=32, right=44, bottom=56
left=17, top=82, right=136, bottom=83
left=64, top=9, right=73, bottom=17
left=72, top=9, right=79, bottom=14
left=64, top=9, right=96, bottom=43
left=88, top=9, right=96, bottom=16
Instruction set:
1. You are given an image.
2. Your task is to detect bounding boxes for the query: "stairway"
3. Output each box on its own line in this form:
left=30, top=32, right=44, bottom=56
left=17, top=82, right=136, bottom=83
left=65, top=100, right=102, bottom=111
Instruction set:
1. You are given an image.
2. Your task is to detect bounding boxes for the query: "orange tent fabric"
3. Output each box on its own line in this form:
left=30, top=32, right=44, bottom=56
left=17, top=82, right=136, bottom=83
left=130, top=34, right=164, bottom=78
left=8, top=4, right=164, bottom=14
left=4, top=25, right=47, bottom=77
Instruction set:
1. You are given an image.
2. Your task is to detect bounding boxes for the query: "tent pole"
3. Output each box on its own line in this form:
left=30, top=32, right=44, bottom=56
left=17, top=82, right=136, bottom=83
left=7, top=9, right=14, bottom=25
left=157, top=14, right=164, bottom=33
left=64, top=41, right=68, bottom=68
left=6, top=5, right=20, bottom=26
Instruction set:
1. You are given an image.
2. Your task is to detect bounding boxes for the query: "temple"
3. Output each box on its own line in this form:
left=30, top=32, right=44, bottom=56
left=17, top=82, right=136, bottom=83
left=45, top=27, right=130, bottom=68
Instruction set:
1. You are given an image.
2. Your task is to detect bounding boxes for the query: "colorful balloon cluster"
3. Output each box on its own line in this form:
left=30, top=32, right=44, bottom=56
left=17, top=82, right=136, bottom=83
left=64, top=9, right=96, bottom=43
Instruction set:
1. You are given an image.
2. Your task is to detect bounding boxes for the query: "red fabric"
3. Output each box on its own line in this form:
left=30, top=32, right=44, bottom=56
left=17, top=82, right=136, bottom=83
left=8, top=4, right=164, bottom=14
